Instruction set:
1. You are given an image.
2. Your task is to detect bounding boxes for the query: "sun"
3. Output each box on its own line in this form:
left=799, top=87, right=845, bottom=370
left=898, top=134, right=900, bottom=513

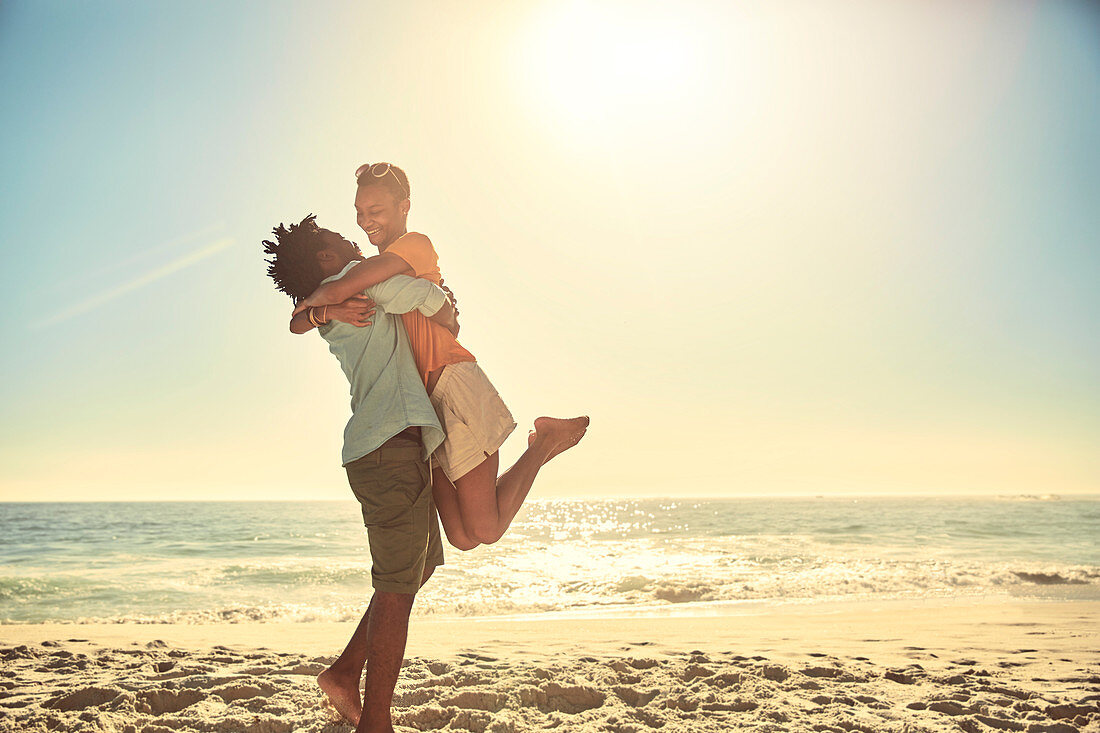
left=518, top=1, right=705, bottom=129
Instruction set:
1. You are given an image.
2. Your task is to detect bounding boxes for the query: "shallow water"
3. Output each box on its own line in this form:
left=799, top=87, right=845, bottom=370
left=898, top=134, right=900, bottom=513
left=1, top=496, right=1097, bottom=623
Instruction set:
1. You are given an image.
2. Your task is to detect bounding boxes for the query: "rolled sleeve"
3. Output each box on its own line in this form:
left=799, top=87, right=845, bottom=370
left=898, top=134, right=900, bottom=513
left=366, top=275, right=446, bottom=316
left=415, top=285, right=446, bottom=316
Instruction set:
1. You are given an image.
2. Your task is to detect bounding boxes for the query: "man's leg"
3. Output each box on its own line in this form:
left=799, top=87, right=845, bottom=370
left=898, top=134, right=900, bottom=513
left=328, top=439, right=439, bottom=729
left=319, top=565, right=436, bottom=725
left=318, top=598, right=373, bottom=725
left=358, top=590, right=414, bottom=733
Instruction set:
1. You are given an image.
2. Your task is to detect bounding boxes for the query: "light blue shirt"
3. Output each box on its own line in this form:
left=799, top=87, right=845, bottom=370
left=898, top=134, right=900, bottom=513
left=318, top=262, right=447, bottom=465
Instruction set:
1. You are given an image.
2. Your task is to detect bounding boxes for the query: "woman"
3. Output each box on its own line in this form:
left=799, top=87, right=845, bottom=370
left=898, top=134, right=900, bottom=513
left=292, top=162, right=588, bottom=550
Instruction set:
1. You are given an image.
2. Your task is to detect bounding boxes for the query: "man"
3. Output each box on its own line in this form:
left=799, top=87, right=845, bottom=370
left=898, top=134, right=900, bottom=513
left=263, top=215, right=456, bottom=732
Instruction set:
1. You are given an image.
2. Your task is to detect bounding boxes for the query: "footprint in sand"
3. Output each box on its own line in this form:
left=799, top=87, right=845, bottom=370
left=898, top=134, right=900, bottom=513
left=45, top=686, right=123, bottom=711
left=539, top=682, right=606, bottom=714
left=884, top=669, right=918, bottom=684
left=629, top=706, right=667, bottom=729
left=427, top=661, right=451, bottom=675
left=802, top=665, right=863, bottom=681
left=702, top=698, right=756, bottom=713
left=1046, top=703, right=1098, bottom=720
left=393, top=687, right=436, bottom=706
left=212, top=681, right=278, bottom=702
left=612, top=686, right=659, bottom=707
left=135, top=688, right=205, bottom=715
left=927, top=699, right=973, bottom=716
left=681, top=663, right=714, bottom=682
left=971, top=712, right=1027, bottom=731
left=704, top=671, right=742, bottom=689
left=441, top=689, right=509, bottom=712
left=758, top=664, right=789, bottom=682
left=664, top=694, right=699, bottom=712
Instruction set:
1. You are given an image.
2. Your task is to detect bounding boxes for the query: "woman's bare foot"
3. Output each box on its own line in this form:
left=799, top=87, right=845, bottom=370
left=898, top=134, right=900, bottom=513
left=317, top=666, right=362, bottom=725
left=531, top=416, right=589, bottom=464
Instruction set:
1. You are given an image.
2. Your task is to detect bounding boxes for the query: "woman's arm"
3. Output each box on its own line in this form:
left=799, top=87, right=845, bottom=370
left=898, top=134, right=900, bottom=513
left=429, top=297, right=459, bottom=337
left=289, top=295, right=376, bottom=334
left=292, top=253, right=411, bottom=315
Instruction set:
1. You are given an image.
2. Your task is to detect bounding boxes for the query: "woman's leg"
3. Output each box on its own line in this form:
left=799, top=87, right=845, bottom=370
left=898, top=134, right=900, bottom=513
left=451, top=416, right=589, bottom=546
left=431, top=467, right=480, bottom=551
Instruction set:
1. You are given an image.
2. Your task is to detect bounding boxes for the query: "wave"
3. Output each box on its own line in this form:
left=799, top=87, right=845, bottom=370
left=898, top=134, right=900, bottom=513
left=3, top=498, right=1098, bottom=624
left=995, top=494, right=1063, bottom=501
left=1011, top=570, right=1097, bottom=585
left=0, top=575, right=98, bottom=601
left=4, top=555, right=1098, bottom=625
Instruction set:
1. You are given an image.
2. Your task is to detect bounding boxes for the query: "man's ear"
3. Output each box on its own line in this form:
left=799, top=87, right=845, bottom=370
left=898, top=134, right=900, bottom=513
left=401, top=199, right=411, bottom=217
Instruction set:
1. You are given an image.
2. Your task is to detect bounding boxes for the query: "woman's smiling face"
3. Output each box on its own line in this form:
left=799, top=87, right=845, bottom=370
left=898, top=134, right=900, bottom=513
left=355, top=184, right=410, bottom=250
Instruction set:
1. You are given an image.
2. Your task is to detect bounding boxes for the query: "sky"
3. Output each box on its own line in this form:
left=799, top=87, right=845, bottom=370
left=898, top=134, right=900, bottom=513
left=0, top=0, right=1097, bottom=501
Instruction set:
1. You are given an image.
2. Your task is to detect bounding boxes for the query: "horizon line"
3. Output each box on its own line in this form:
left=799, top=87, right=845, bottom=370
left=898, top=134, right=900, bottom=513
left=1, top=492, right=1095, bottom=504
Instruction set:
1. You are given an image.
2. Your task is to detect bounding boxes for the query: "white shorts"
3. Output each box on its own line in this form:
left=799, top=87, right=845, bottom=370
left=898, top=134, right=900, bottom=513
left=429, top=361, right=517, bottom=482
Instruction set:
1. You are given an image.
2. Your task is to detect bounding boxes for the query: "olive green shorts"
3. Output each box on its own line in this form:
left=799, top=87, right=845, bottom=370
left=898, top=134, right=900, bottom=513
left=344, top=436, right=444, bottom=594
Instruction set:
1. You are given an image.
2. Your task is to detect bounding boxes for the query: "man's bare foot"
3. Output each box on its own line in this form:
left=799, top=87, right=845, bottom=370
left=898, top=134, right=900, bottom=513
left=317, top=666, right=362, bottom=725
left=531, top=416, right=589, bottom=464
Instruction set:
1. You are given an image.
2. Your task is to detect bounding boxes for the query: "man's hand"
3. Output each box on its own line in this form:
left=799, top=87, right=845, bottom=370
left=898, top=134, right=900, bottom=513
left=326, top=295, right=376, bottom=328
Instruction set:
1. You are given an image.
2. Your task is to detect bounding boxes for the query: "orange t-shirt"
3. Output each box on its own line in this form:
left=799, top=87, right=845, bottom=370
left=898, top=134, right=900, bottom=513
left=385, top=233, right=476, bottom=384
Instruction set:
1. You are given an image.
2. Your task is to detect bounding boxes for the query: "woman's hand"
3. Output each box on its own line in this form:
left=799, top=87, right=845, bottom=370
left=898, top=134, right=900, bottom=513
left=429, top=297, right=459, bottom=337
left=291, top=282, right=342, bottom=315
left=292, top=292, right=323, bottom=316
left=325, top=295, right=377, bottom=328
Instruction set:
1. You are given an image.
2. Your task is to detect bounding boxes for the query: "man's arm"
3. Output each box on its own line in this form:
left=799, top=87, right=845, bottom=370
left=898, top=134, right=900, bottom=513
left=289, top=275, right=458, bottom=336
left=290, top=308, right=316, bottom=335
left=366, top=274, right=447, bottom=315
left=365, top=274, right=460, bottom=337
left=292, top=253, right=412, bottom=315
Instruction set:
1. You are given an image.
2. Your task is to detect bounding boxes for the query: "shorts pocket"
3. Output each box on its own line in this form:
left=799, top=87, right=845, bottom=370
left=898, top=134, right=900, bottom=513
left=347, top=457, right=429, bottom=528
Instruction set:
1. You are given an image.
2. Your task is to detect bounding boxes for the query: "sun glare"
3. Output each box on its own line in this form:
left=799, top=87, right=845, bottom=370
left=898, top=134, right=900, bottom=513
left=519, top=1, right=704, bottom=129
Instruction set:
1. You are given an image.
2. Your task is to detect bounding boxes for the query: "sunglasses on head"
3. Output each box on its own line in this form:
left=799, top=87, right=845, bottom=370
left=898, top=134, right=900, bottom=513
left=355, top=162, right=409, bottom=198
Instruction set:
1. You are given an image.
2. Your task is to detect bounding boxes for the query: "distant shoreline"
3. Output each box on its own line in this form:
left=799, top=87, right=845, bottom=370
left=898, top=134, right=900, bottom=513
left=2, top=493, right=1098, bottom=504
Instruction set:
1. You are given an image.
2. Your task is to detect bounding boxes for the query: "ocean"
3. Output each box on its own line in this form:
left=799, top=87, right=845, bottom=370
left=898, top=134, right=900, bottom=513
left=1, top=496, right=1097, bottom=624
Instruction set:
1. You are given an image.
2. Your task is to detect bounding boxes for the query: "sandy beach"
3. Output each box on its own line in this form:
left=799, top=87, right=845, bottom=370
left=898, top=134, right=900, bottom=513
left=2, top=598, right=1097, bottom=732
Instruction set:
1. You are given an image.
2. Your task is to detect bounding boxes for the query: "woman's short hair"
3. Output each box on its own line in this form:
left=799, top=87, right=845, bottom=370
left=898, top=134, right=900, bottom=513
left=355, top=162, right=410, bottom=201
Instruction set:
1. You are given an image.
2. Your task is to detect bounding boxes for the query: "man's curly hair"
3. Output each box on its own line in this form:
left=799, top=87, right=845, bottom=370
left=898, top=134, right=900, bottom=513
left=262, top=215, right=328, bottom=304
